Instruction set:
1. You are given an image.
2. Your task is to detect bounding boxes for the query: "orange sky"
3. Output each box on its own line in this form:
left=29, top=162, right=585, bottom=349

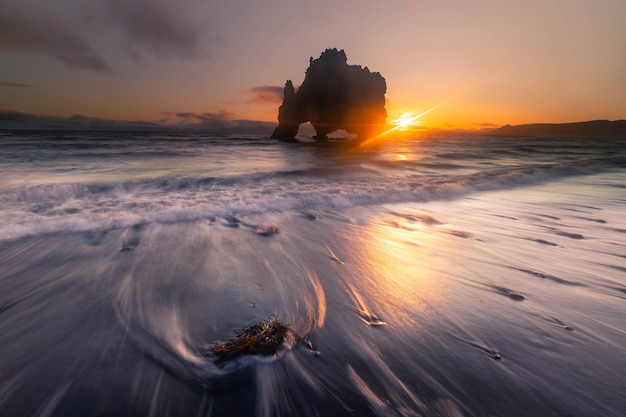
left=1, top=0, right=625, bottom=130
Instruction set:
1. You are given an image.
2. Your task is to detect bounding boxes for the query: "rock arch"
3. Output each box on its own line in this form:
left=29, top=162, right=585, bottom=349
left=271, top=49, right=387, bottom=142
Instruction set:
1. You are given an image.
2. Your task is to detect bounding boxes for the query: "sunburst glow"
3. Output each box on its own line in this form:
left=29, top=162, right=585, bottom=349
left=391, top=113, right=420, bottom=130
left=359, top=75, right=497, bottom=148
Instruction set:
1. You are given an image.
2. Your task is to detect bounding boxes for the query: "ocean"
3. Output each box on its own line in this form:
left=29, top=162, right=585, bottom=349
left=0, top=130, right=625, bottom=417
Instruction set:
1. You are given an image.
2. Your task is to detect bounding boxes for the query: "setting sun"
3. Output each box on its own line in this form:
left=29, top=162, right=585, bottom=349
left=391, top=113, right=420, bottom=130
left=358, top=111, right=425, bottom=147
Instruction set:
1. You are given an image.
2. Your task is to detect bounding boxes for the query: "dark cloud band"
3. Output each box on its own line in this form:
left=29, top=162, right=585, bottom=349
left=0, top=108, right=275, bottom=134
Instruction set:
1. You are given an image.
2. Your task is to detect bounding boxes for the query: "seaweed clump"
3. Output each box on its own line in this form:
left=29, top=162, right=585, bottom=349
left=209, top=320, right=291, bottom=361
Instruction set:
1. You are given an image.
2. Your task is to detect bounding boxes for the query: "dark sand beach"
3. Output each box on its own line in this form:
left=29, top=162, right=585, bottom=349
left=1, top=132, right=625, bottom=416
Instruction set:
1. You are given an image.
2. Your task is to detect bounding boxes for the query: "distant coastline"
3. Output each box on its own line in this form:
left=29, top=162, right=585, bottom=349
left=486, top=120, right=626, bottom=139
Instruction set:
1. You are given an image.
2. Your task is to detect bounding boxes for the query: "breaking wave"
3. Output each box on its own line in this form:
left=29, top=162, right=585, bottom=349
left=1, top=153, right=624, bottom=242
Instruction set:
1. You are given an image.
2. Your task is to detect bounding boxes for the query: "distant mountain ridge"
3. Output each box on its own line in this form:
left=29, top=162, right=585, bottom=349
left=488, top=120, right=626, bottom=138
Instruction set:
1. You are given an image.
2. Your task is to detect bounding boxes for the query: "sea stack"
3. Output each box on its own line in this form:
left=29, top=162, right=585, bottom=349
left=271, top=48, right=387, bottom=142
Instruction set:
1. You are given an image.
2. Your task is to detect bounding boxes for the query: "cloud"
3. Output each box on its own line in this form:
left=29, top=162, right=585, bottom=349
left=0, top=82, right=35, bottom=88
left=104, top=0, right=207, bottom=59
left=248, top=86, right=284, bottom=104
left=0, top=7, right=113, bottom=73
left=0, top=0, right=209, bottom=73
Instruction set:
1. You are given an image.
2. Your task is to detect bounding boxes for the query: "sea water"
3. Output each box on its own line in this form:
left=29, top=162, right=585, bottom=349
left=0, top=130, right=625, bottom=416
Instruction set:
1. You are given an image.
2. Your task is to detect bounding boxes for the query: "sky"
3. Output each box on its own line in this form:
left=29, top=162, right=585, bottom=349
left=1, top=0, right=625, bottom=131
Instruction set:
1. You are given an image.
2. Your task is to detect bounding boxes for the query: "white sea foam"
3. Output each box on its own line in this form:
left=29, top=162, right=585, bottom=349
left=0, top=158, right=624, bottom=242
left=1, top=133, right=625, bottom=241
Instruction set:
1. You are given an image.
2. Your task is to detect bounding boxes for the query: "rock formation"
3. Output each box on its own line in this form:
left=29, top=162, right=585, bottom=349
left=271, top=48, right=387, bottom=142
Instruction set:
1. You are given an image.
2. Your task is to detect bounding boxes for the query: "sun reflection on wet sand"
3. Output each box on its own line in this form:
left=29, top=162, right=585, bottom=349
left=340, top=211, right=449, bottom=329
left=295, top=267, right=327, bottom=335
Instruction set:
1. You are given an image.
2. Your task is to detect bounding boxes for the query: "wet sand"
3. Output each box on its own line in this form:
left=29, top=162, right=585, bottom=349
left=1, top=173, right=625, bottom=417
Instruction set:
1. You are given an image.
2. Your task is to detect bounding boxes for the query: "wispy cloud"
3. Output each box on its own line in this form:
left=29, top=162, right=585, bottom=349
left=248, top=86, right=284, bottom=104
left=0, top=7, right=112, bottom=73
left=0, top=82, right=35, bottom=88
left=104, top=0, right=207, bottom=59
